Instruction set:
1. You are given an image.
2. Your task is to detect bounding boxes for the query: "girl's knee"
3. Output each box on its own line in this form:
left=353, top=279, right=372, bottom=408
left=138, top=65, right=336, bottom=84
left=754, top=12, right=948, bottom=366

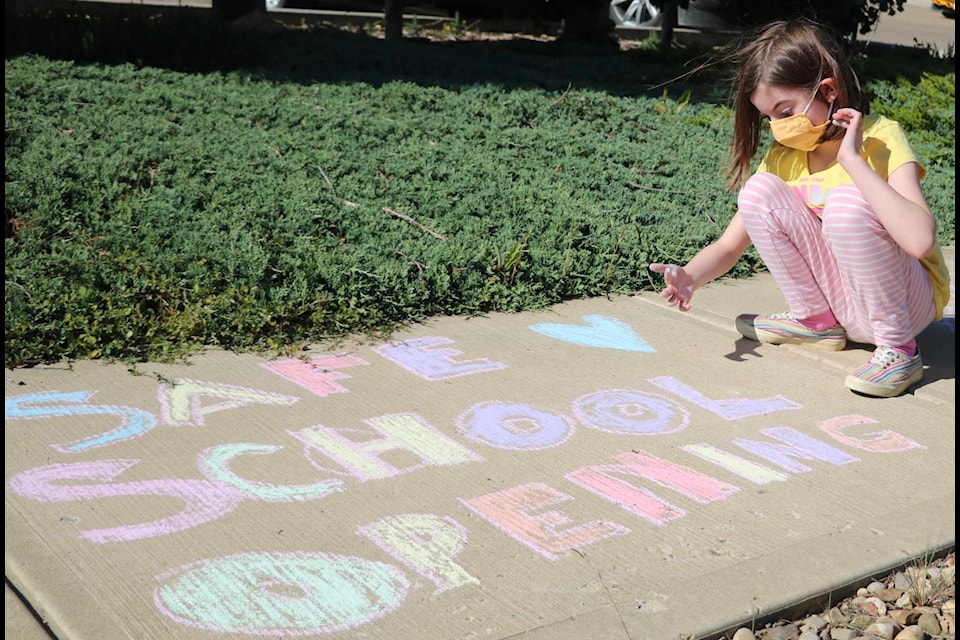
left=739, top=172, right=786, bottom=199
left=827, top=184, right=864, bottom=202
left=738, top=173, right=789, bottom=213
left=738, top=173, right=803, bottom=230
left=822, top=185, right=878, bottom=233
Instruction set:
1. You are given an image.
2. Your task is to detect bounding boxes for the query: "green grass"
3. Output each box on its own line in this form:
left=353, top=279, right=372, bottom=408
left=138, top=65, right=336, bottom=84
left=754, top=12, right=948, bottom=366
left=4, top=7, right=955, bottom=368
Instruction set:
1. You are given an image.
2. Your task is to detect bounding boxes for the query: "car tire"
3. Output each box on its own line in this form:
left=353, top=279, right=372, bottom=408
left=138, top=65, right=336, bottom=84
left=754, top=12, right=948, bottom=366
left=609, top=0, right=662, bottom=27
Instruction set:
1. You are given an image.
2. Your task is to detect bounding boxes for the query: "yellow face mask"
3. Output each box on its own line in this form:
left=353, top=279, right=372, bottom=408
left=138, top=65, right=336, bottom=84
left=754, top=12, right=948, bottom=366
left=768, top=86, right=833, bottom=151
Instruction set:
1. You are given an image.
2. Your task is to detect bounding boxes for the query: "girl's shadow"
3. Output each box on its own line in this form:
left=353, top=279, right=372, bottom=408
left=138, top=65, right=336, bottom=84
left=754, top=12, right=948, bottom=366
left=916, top=316, right=956, bottom=386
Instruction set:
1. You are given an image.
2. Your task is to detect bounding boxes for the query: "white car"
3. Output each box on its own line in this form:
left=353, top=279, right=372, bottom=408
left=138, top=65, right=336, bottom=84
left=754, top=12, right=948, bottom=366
left=608, top=0, right=662, bottom=26
left=608, top=0, right=733, bottom=29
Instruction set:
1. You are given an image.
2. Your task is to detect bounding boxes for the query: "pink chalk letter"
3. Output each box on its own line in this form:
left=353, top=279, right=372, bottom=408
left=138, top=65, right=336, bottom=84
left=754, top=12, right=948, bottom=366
left=260, top=353, right=370, bottom=397
left=566, top=449, right=739, bottom=526
left=460, top=483, right=628, bottom=560
left=7, top=460, right=245, bottom=543
left=818, top=414, right=925, bottom=453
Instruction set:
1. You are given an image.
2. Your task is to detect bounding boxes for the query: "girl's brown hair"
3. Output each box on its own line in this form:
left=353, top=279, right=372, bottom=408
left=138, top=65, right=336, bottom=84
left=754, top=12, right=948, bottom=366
left=723, top=20, right=866, bottom=189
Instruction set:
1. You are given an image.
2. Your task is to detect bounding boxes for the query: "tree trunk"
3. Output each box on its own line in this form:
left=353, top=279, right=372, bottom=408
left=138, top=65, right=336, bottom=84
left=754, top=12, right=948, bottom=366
left=659, top=0, right=679, bottom=49
left=384, top=0, right=404, bottom=41
left=557, top=0, right=615, bottom=46
left=212, top=0, right=263, bottom=21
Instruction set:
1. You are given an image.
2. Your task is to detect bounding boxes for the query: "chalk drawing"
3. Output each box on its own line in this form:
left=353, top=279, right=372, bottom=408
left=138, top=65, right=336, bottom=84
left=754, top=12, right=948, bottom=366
left=158, top=379, right=300, bottom=426
left=648, top=376, right=800, bottom=420
left=734, top=426, right=860, bottom=473
left=571, top=389, right=689, bottom=435
left=5, top=323, right=939, bottom=637
left=290, top=413, right=482, bottom=482
left=460, top=483, right=629, bottom=560
left=566, top=449, right=740, bottom=526
left=528, top=314, right=656, bottom=352
left=259, top=353, right=370, bottom=397
left=455, top=401, right=576, bottom=450
left=372, top=336, right=507, bottom=380
left=680, top=444, right=790, bottom=484
left=5, top=390, right=157, bottom=452
left=358, top=513, right=479, bottom=592
left=153, top=551, right=409, bottom=635
left=818, top=414, right=926, bottom=453
left=6, top=459, right=245, bottom=543
left=200, top=443, right=345, bottom=502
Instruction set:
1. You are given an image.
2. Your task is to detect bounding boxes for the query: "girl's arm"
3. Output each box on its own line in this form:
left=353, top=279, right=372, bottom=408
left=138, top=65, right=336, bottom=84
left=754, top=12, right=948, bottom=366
left=649, top=212, right=752, bottom=311
left=831, top=107, right=938, bottom=259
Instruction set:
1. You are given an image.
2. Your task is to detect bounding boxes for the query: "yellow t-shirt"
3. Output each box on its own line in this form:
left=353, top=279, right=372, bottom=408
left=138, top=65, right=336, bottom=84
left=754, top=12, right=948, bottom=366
left=756, top=115, right=951, bottom=321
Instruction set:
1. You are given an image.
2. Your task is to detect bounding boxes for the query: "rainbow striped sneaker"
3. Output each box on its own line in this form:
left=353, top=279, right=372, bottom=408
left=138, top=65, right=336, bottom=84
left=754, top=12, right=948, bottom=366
left=844, top=347, right=923, bottom=398
left=735, top=312, right=846, bottom=351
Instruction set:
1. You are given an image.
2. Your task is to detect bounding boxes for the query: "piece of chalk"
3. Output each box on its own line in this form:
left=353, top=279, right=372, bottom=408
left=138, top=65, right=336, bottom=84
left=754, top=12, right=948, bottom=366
left=832, top=119, right=848, bottom=128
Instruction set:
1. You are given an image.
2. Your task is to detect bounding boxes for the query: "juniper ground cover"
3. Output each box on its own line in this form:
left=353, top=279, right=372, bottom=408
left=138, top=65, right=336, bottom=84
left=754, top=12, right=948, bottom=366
left=4, top=7, right=955, bottom=368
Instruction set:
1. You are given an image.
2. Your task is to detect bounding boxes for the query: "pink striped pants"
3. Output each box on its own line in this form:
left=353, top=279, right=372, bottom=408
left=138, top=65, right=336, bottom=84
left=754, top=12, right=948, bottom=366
left=737, top=172, right=935, bottom=347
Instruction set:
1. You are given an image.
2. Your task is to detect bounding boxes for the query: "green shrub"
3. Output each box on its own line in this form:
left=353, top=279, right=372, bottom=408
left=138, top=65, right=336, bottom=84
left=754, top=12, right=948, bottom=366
left=4, top=12, right=955, bottom=367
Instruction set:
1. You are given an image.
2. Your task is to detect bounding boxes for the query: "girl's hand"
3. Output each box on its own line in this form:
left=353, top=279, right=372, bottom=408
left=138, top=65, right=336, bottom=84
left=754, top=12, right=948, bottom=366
left=648, top=263, right=695, bottom=312
left=831, top=107, right=864, bottom=166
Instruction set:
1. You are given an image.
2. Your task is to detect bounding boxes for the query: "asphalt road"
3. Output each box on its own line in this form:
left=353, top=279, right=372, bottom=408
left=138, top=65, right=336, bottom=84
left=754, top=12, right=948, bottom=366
left=866, top=0, right=955, bottom=51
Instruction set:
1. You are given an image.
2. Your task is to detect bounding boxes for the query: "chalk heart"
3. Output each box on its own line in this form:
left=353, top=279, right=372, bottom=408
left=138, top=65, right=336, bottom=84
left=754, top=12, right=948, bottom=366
left=529, top=314, right=655, bottom=352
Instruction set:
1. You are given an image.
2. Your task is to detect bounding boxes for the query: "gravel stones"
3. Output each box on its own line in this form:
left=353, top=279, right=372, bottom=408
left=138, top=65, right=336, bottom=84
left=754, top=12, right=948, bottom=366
left=727, top=552, right=955, bottom=640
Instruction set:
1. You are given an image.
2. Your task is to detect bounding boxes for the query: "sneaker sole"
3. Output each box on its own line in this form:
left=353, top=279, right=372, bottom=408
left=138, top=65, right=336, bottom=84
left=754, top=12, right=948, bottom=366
left=844, top=368, right=923, bottom=398
left=735, top=315, right=846, bottom=351
left=734, top=315, right=760, bottom=341
left=755, top=328, right=847, bottom=351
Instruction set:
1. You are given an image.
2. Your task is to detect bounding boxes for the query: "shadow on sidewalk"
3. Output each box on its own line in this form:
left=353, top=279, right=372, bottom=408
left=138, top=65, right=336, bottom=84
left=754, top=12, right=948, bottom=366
left=917, top=316, right=956, bottom=387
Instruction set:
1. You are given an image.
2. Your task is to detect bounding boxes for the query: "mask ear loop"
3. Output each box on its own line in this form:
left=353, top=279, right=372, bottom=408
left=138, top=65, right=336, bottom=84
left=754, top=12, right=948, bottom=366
left=803, top=75, right=825, bottom=114
left=801, top=85, right=820, bottom=114
left=826, top=98, right=847, bottom=130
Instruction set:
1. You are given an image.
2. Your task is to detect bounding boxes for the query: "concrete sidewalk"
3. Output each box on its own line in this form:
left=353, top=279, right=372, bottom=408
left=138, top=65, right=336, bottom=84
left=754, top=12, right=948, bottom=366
left=5, top=247, right=954, bottom=640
